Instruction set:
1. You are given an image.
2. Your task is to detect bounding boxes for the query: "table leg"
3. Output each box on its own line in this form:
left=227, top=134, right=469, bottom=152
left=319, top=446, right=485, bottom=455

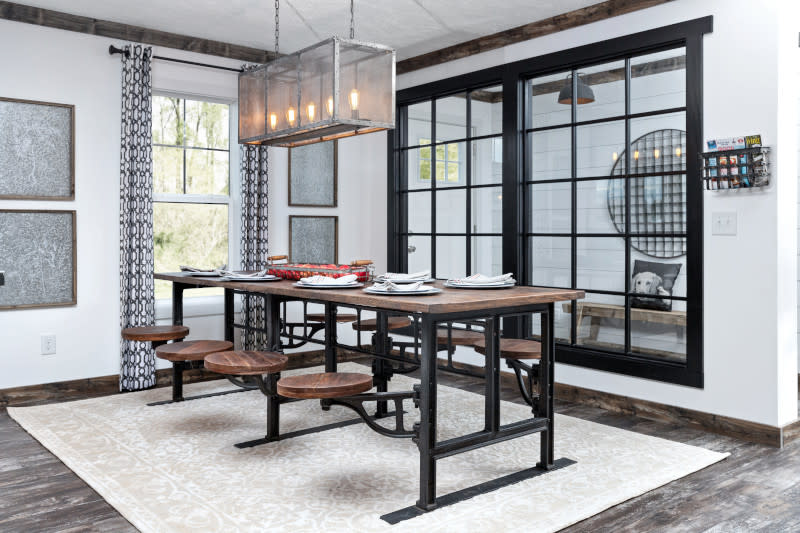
left=416, top=316, right=438, bottom=511
left=265, top=294, right=282, bottom=440
left=223, top=288, right=234, bottom=344
left=537, top=302, right=555, bottom=470
left=483, top=317, right=500, bottom=433
left=324, top=302, right=337, bottom=373
left=374, top=312, right=390, bottom=418
left=171, top=283, right=186, bottom=325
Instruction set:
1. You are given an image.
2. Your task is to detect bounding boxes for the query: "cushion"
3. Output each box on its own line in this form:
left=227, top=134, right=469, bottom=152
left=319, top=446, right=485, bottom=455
left=630, top=260, right=682, bottom=311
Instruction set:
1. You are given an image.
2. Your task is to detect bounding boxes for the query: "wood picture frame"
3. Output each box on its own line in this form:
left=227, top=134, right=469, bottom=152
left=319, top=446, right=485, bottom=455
left=289, top=215, right=338, bottom=264
left=0, top=96, right=75, bottom=200
left=288, top=140, right=338, bottom=207
left=0, top=209, right=77, bottom=310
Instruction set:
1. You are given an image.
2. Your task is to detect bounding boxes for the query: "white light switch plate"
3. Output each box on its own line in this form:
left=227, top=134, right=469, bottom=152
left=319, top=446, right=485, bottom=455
left=712, top=211, right=737, bottom=236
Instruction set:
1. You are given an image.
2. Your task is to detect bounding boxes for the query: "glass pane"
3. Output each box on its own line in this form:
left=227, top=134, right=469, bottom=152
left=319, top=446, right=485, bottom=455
left=529, top=182, right=570, bottom=234
left=630, top=253, right=686, bottom=299
left=575, top=293, right=626, bottom=351
left=471, top=137, right=503, bottom=185
left=529, top=236, right=570, bottom=287
left=628, top=175, right=686, bottom=236
left=152, top=95, right=184, bottom=145
left=628, top=117, right=686, bottom=175
left=436, top=92, right=467, bottom=141
left=575, top=60, right=625, bottom=122
left=471, top=186, right=502, bottom=234
left=528, top=127, right=571, bottom=181
left=407, top=100, right=432, bottom=147
left=631, top=297, right=687, bottom=362
left=406, top=191, right=431, bottom=233
left=435, top=142, right=466, bottom=187
left=186, top=149, right=229, bottom=195
left=578, top=178, right=623, bottom=234
left=436, top=236, right=466, bottom=279
left=470, top=85, right=502, bottom=137
left=528, top=71, right=572, bottom=128
left=154, top=203, right=228, bottom=299
left=577, top=120, right=625, bottom=178
left=471, top=236, right=502, bottom=276
left=436, top=189, right=466, bottom=233
left=406, top=147, right=432, bottom=190
left=184, top=99, right=229, bottom=149
left=153, top=146, right=183, bottom=194
left=576, top=237, right=625, bottom=292
left=408, top=235, right=431, bottom=274
left=531, top=303, right=571, bottom=344
left=631, top=47, right=686, bottom=115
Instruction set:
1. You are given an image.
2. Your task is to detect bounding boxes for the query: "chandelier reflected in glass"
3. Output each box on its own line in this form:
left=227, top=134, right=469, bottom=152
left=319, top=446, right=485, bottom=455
left=238, top=0, right=395, bottom=148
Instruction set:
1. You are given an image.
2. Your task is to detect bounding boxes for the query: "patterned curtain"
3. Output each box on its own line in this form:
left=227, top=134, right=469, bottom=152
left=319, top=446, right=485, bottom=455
left=240, top=145, right=270, bottom=350
left=119, top=45, right=155, bottom=391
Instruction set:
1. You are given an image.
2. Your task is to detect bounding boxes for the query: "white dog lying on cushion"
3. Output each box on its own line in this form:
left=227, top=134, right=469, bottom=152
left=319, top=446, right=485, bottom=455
left=632, top=271, right=670, bottom=296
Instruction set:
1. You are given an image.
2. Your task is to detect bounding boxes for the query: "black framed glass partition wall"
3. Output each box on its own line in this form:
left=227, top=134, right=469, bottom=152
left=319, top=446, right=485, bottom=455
left=389, top=17, right=711, bottom=386
left=396, top=86, right=504, bottom=278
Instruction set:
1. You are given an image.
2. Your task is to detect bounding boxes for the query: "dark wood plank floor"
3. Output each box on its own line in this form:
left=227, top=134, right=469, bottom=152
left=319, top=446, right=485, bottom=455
left=1, top=367, right=798, bottom=532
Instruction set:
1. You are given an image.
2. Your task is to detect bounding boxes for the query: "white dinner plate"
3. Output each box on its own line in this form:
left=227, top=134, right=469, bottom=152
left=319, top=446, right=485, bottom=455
left=375, top=277, right=436, bottom=284
left=363, top=287, right=442, bottom=296
left=443, top=281, right=516, bottom=289
left=293, top=282, right=364, bottom=289
left=223, top=275, right=281, bottom=282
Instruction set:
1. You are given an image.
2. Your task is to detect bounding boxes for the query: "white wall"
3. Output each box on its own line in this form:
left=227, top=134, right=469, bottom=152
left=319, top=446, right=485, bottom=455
left=399, top=0, right=799, bottom=427
left=0, top=18, right=389, bottom=387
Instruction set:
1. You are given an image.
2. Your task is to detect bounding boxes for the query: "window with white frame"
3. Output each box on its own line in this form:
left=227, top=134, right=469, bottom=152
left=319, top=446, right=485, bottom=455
left=152, top=95, right=234, bottom=299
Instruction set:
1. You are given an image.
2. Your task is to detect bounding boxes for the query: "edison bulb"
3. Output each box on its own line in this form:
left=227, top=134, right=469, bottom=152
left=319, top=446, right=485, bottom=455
left=326, top=97, right=334, bottom=116
left=676, top=147, right=682, bottom=157
left=633, top=150, right=640, bottom=161
left=306, top=102, right=316, bottom=122
left=286, top=107, right=297, bottom=126
left=349, top=89, right=360, bottom=111
left=654, top=149, right=660, bottom=159
left=269, top=113, right=278, bottom=130
left=612, top=152, right=618, bottom=162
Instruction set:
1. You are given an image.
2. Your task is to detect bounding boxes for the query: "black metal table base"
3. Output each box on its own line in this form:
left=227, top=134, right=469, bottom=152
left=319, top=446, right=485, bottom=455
left=146, top=387, right=250, bottom=407
left=381, top=457, right=577, bottom=524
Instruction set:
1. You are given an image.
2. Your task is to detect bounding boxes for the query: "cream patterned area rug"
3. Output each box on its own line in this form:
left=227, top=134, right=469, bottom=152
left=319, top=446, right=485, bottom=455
left=8, top=363, right=727, bottom=533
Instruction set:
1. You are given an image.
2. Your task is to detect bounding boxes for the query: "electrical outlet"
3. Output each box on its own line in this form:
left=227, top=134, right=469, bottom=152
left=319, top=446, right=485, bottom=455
left=41, top=334, right=56, bottom=355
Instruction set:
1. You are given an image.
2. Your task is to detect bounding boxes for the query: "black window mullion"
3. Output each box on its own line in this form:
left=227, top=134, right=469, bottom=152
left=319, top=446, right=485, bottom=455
left=466, top=92, right=473, bottom=276
left=431, top=100, right=437, bottom=278
left=570, top=70, right=578, bottom=346
left=624, top=58, right=632, bottom=354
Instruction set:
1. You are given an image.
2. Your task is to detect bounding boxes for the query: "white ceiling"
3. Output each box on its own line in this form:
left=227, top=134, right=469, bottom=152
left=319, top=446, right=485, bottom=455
left=21, top=0, right=599, bottom=60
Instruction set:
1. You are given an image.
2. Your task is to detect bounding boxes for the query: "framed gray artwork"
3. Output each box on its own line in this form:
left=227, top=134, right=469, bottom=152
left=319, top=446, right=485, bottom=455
left=288, top=140, right=337, bottom=207
left=289, top=215, right=338, bottom=264
left=0, top=210, right=77, bottom=310
left=0, top=97, right=75, bottom=200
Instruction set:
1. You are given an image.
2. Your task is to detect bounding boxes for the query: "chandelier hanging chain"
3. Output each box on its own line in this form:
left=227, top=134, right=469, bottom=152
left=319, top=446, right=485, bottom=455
left=350, top=0, right=354, bottom=39
left=274, top=0, right=280, bottom=55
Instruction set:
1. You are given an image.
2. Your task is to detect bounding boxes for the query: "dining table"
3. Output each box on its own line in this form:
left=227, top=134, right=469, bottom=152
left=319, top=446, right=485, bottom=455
left=155, top=272, right=583, bottom=520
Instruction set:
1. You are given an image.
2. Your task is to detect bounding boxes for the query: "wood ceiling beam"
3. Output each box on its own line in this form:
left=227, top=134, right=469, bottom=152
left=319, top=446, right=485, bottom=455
left=397, top=0, right=675, bottom=75
left=0, top=1, right=275, bottom=64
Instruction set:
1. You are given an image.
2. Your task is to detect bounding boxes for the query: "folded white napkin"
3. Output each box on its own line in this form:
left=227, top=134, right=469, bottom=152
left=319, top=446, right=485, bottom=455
left=298, top=274, right=358, bottom=285
left=378, top=270, right=431, bottom=281
left=448, top=273, right=515, bottom=285
left=370, top=280, right=428, bottom=292
left=180, top=265, right=215, bottom=273
left=217, top=269, right=269, bottom=278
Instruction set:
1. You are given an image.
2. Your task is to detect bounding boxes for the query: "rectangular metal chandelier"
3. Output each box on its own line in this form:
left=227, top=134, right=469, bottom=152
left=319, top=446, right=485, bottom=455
left=238, top=37, right=395, bottom=148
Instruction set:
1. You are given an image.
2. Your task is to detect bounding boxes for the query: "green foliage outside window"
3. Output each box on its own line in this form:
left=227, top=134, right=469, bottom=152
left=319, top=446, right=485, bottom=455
left=418, top=138, right=461, bottom=184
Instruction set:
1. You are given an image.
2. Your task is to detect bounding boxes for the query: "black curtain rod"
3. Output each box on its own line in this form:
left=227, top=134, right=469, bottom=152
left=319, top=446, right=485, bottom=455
left=108, top=45, right=245, bottom=73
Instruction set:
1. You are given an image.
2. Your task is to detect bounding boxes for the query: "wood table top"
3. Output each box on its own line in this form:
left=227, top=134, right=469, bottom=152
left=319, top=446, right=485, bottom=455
left=155, top=273, right=584, bottom=315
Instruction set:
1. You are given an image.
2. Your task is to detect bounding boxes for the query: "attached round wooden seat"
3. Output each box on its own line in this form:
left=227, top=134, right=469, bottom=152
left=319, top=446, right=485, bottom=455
left=437, top=328, right=484, bottom=346
left=351, top=316, right=412, bottom=331
left=305, top=313, right=358, bottom=323
left=204, top=351, right=288, bottom=376
left=277, top=372, right=373, bottom=399
left=473, top=338, right=542, bottom=360
left=156, top=340, right=234, bottom=362
left=121, top=325, right=189, bottom=342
